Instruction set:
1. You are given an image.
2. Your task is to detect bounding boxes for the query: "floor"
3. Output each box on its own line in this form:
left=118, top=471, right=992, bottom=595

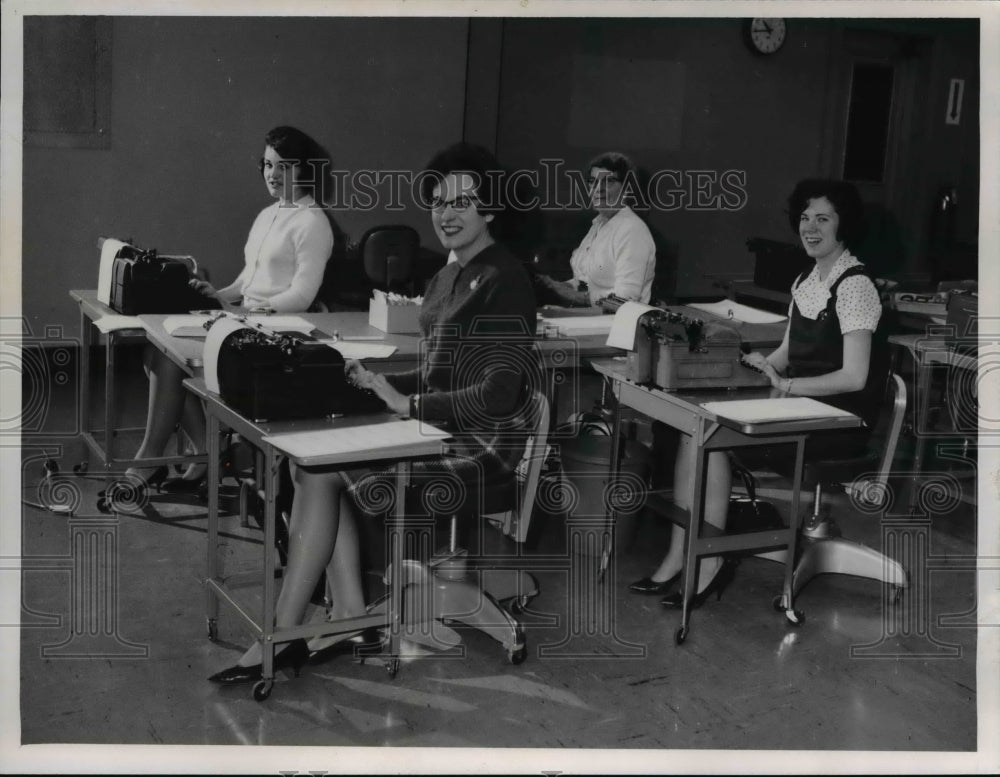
left=11, top=345, right=989, bottom=771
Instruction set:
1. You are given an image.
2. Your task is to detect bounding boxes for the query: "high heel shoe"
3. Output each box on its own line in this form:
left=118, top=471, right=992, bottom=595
left=307, top=628, right=384, bottom=665
left=96, top=467, right=168, bottom=511
left=628, top=572, right=681, bottom=595
left=659, top=558, right=739, bottom=609
left=160, top=474, right=208, bottom=496
left=207, top=638, right=309, bottom=685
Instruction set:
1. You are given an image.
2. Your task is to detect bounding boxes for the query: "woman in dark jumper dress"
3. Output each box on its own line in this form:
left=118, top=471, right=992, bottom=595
left=629, top=179, right=885, bottom=608
left=208, top=143, right=540, bottom=684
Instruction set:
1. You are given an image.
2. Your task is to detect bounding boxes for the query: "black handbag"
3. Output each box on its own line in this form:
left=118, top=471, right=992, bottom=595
left=727, top=460, right=785, bottom=534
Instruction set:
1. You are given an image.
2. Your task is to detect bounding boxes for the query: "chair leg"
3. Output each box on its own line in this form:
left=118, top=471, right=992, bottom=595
left=757, top=537, right=908, bottom=597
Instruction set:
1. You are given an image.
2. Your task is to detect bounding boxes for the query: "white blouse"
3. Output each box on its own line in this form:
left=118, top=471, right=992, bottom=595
left=790, top=249, right=882, bottom=334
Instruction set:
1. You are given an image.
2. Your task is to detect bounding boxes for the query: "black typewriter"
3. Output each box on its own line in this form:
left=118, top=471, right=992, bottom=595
left=106, top=239, right=221, bottom=315
left=214, top=323, right=386, bottom=422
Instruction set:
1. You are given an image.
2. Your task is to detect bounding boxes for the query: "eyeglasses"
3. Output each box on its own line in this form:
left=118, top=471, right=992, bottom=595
left=587, top=175, right=621, bottom=191
left=429, top=194, right=479, bottom=212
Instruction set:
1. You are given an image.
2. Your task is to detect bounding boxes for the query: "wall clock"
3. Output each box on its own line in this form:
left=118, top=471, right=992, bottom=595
left=744, top=18, right=787, bottom=55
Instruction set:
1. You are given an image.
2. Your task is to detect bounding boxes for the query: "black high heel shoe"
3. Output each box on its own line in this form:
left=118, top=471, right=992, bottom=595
left=628, top=572, right=681, bottom=595
left=207, top=638, right=309, bottom=685
left=97, top=467, right=168, bottom=512
left=307, top=629, right=384, bottom=665
left=160, top=474, right=208, bottom=496
left=659, top=558, right=739, bottom=609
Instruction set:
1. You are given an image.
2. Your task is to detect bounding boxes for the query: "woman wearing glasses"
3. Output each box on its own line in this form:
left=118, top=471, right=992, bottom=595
left=100, top=126, right=335, bottom=510
left=207, top=142, right=540, bottom=685
left=537, top=151, right=656, bottom=307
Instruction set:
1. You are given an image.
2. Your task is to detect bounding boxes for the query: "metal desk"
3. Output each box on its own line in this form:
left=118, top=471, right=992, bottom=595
left=185, top=377, right=446, bottom=701
left=888, top=333, right=978, bottom=509
left=69, top=289, right=203, bottom=477
left=591, top=358, right=862, bottom=644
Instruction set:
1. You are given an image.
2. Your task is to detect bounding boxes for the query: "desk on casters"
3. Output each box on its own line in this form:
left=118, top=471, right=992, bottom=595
left=185, top=377, right=448, bottom=701
left=69, top=290, right=206, bottom=479
left=590, top=358, right=862, bottom=645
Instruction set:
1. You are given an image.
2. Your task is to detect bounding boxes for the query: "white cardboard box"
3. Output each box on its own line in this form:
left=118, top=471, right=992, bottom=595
left=368, top=296, right=421, bottom=333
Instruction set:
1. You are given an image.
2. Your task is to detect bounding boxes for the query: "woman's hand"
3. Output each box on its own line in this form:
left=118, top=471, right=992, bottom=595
left=189, top=278, right=219, bottom=299
left=345, top=360, right=376, bottom=389
left=367, top=373, right=409, bottom=415
left=742, top=351, right=782, bottom=387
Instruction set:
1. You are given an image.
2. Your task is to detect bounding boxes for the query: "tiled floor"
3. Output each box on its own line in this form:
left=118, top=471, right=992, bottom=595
left=11, top=346, right=987, bottom=770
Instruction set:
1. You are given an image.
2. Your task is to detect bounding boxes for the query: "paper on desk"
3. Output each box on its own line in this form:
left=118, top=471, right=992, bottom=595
left=93, top=314, right=144, bottom=333
left=540, top=315, right=616, bottom=339
left=263, top=419, right=450, bottom=465
left=316, top=340, right=398, bottom=359
left=605, top=301, right=659, bottom=350
left=687, top=300, right=787, bottom=325
left=701, top=397, right=856, bottom=424
left=203, top=316, right=252, bottom=394
left=96, top=238, right=127, bottom=305
left=164, top=313, right=314, bottom=338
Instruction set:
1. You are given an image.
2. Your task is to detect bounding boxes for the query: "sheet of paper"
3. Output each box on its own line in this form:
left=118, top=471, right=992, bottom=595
left=540, top=315, right=616, bottom=338
left=605, top=301, right=659, bottom=350
left=317, top=340, right=398, bottom=359
left=203, top=317, right=252, bottom=394
left=92, top=314, right=144, bottom=333
left=687, top=300, right=788, bottom=325
left=244, top=314, right=314, bottom=331
left=163, top=313, right=216, bottom=337
left=96, top=238, right=127, bottom=305
left=263, top=420, right=450, bottom=464
left=701, top=397, right=856, bottom=424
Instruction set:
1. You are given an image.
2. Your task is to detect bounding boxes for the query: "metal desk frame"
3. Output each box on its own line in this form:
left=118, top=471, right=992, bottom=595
left=186, top=377, right=445, bottom=701
left=592, top=359, right=862, bottom=644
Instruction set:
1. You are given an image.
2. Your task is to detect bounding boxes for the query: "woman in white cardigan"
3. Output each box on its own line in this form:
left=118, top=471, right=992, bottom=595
left=100, top=126, right=335, bottom=510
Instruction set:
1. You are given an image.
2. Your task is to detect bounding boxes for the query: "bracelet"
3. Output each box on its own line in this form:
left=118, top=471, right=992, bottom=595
left=780, top=377, right=793, bottom=394
left=409, top=394, right=420, bottom=419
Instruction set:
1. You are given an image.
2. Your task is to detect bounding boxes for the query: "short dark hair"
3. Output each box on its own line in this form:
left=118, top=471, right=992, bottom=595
left=258, top=125, right=332, bottom=204
left=786, top=179, right=867, bottom=249
left=420, top=142, right=511, bottom=238
left=586, top=151, right=636, bottom=183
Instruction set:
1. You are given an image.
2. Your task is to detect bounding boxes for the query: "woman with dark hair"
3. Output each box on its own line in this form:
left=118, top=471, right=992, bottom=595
left=207, top=142, right=540, bottom=685
left=101, top=126, right=335, bottom=508
left=629, top=179, right=884, bottom=607
left=536, top=150, right=656, bottom=306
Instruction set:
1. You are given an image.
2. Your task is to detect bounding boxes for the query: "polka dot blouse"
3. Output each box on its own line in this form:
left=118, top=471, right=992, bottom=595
left=790, top=249, right=882, bottom=334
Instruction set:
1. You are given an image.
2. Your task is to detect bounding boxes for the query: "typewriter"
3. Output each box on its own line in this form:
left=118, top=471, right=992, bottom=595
left=210, top=318, right=386, bottom=422
left=103, top=238, right=221, bottom=315
left=600, top=295, right=769, bottom=390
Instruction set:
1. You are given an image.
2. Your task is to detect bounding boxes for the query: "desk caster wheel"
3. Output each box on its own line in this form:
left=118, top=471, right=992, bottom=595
left=252, top=680, right=272, bottom=701
left=96, top=496, right=111, bottom=514
left=507, top=635, right=527, bottom=665
left=507, top=595, right=530, bottom=615
left=772, top=595, right=788, bottom=613
left=73, top=462, right=88, bottom=475
left=674, top=626, right=688, bottom=645
left=43, top=459, right=59, bottom=476
left=206, top=618, right=218, bottom=642
left=385, top=659, right=399, bottom=678
left=784, top=608, right=805, bottom=626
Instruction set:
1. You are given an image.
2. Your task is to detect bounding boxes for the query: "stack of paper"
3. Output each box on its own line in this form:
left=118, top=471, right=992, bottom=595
left=263, top=420, right=450, bottom=466
left=93, top=315, right=145, bottom=333
left=701, top=397, right=856, bottom=424
left=540, top=315, right=616, bottom=337
left=688, top=300, right=787, bottom=325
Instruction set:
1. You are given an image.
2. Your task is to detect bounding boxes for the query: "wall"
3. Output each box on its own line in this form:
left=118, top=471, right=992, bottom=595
left=494, top=17, right=980, bottom=297
left=22, top=16, right=468, bottom=335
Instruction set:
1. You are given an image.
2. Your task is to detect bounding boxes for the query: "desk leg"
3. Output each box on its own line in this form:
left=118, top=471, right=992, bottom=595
left=384, top=461, right=407, bottom=678
left=910, top=355, right=933, bottom=513
left=677, top=428, right=708, bottom=644
left=78, top=305, right=92, bottom=471
left=205, top=412, right=220, bottom=641
left=103, top=332, right=118, bottom=473
left=259, top=444, right=279, bottom=690
left=598, top=397, right=624, bottom=582
left=777, top=438, right=806, bottom=620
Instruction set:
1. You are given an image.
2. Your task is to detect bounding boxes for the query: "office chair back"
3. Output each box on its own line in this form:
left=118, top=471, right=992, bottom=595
left=359, top=225, right=419, bottom=293
left=485, top=390, right=550, bottom=544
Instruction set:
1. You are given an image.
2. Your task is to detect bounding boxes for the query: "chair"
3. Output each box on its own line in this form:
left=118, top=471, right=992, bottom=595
left=358, top=225, right=419, bottom=296
left=382, top=390, right=550, bottom=664
left=754, top=373, right=910, bottom=599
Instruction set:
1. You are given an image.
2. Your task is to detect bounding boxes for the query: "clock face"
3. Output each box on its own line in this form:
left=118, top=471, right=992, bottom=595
left=746, top=18, right=787, bottom=54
